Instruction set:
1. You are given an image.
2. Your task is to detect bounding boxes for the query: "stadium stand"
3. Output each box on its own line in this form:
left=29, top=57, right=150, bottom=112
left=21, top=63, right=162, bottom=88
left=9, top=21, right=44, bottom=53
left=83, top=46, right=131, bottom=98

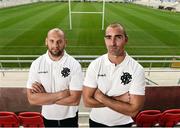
left=1, top=86, right=180, bottom=126
left=1, top=0, right=180, bottom=12
left=134, top=0, right=180, bottom=12
left=0, top=56, right=179, bottom=127
left=144, top=86, right=180, bottom=111
left=1, top=86, right=180, bottom=112
left=0, top=88, right=41, bottom=113
left=0, top=0, right=36, bottom=8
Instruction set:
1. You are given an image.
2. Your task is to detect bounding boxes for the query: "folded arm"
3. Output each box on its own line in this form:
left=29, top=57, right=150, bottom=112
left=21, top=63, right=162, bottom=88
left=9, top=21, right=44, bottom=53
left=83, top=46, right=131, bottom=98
left=94, top=89, right=145, bottom=117
left=55, top=90, right=82, bottom=106
left=27, top=82, right=69, bottom=105
left=83, top=86, right=105, bottom=108
left=82, top=86, right=130, bottom=108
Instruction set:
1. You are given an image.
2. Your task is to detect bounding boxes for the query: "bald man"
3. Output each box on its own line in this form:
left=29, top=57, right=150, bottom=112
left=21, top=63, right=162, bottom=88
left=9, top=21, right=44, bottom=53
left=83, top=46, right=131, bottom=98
left=27, top=28, right=83, bottom=127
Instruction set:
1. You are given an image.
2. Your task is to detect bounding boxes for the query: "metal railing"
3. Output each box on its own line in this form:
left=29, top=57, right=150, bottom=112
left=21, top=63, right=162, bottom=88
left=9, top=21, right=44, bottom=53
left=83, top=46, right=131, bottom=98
left=0, top=55, right=180, bottom=68
left=0, top=55, right=180, bottom=85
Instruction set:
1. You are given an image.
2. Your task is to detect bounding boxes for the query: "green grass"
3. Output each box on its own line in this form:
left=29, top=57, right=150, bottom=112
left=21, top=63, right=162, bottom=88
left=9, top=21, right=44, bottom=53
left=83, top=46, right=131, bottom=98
left=0, top=2, right=180, bottom=55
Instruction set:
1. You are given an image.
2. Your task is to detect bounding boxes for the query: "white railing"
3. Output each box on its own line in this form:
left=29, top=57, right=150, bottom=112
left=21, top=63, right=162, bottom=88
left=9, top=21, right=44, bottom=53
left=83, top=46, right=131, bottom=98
left=0, top=55, right=179, bottom=68
left=0, top=55, right=180, bottom=85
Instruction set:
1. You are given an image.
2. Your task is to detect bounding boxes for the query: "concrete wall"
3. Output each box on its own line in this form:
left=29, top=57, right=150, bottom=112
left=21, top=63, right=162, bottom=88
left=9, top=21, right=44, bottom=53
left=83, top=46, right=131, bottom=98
left=0, top=86, right=180, bottom=113
left=143, top=86, right=180, bottom=111
left=0, top=87, right=41, bottom=114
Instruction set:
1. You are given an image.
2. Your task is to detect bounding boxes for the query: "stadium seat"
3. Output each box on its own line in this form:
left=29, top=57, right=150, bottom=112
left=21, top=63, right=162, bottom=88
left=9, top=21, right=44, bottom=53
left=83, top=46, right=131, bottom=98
left=136, top=110, right=161, bottom=119
left=135, top=110, right=161, bottom=127
left=159, top=113, right=180, bottom=127
left=162, top=109, right=180, bottom=114
left=159, top=109, right=180, bottom=127
left=18, top=112, right=44, bottom=127
left=0, top=111, right=19, bottom=127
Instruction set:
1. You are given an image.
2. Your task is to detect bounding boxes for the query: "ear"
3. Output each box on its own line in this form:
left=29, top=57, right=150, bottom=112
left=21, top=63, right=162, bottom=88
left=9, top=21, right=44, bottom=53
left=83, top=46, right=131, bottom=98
left=64, top=39, right=67, bottom=47
left=125, top=35, right=128, bottom=44
left=45, top=38, right=48, bottom=46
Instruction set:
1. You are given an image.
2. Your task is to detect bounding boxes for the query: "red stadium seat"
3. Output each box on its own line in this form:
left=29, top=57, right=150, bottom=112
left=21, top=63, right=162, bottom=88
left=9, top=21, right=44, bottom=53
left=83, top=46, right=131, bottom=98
left=136, top=110, right=161, bottom=119
left=162, top=109, right=180, bottom=114
left=18, top=112, right=44, bottom=127
left=159, top=109, right=180, bottom=127
left=19, top=112, right=43, bottom=117
left=0, top=111, right=19, bottom=127
left=159, top=113, right=180, bottom=127
left=135, top=110, right=161, bottom=127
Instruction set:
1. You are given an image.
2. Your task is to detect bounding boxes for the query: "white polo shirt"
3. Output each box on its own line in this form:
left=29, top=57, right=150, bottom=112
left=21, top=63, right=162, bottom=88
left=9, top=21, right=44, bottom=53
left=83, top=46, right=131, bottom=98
left=27, top=51, right=83, bottom=120
left=84, top=52, right=145, bottom=126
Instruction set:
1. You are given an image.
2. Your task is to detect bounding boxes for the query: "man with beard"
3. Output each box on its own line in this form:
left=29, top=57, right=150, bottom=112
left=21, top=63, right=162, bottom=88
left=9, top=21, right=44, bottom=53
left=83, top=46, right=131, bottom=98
left=27, top=28, right=83, bottom=127
left=83, top=23, right=145, bottom=127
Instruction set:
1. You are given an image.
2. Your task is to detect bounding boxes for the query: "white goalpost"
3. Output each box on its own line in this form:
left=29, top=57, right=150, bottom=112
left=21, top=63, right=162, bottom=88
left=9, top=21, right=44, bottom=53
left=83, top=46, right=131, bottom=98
left=68, top=0, right=105, bottom=30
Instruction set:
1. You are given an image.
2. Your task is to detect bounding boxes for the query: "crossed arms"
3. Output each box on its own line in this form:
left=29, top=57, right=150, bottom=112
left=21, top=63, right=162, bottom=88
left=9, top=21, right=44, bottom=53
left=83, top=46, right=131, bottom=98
left=83, top=86, right=145, bottom=117
left=27, top=82, right=82, bottom=106
left=27, top=82, right=144, bottom=117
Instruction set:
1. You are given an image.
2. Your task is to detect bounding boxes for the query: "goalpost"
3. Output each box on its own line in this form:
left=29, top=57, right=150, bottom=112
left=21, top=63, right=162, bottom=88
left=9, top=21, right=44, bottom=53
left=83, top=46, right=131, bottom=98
left=68, top=0, right=105, bottom=30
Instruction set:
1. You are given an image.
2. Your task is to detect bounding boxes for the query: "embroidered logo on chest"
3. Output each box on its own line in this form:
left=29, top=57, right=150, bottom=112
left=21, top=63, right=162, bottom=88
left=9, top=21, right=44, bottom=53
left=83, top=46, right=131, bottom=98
left=61, top=67, right=70, bottom=78
left=120, top=72, right=132, bottom=85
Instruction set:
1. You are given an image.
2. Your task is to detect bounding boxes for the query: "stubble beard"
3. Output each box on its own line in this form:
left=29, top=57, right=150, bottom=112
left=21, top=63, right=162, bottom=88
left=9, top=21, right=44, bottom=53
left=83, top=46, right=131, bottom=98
left=49, top=49, right=63, bottom=57
left=108, top=47, right=124, bottom=57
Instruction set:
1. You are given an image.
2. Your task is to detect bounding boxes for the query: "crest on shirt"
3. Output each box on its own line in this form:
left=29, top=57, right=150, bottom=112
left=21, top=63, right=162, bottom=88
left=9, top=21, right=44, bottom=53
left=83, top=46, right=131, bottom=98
left=61, top=67, right=70, bottom=78
left=120, top=72, right=132, bottom=85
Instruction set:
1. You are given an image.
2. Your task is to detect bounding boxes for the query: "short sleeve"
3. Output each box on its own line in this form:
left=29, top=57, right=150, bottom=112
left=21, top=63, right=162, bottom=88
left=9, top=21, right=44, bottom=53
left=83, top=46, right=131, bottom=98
left=69, top=62, right=83, bottom=91
left=83, top=61, right=98, bottom=88
left=26, top=61, right=40, bottom=89
left=129, top=67, right=145, bottom=95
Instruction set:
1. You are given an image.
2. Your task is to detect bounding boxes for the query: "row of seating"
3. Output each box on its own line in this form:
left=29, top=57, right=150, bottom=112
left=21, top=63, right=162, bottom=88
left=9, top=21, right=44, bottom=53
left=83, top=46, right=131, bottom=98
left=134, top=109, right=180, bottom=127
left=1, top=109, right=180, bottom=127
left=0, top=111, right=44, bottom=127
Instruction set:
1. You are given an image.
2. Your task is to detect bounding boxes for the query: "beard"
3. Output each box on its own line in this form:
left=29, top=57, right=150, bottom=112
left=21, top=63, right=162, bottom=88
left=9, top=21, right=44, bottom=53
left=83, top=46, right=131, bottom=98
left=108, top=46, right=124, bottom=56
left=49, top=49, right=63, bottom=57
left=109, top=47, right=120, bottom=56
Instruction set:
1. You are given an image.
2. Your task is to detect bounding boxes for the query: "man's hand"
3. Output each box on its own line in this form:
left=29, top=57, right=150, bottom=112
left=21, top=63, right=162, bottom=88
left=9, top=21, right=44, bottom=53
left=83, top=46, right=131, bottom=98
left=94, top=88, right=105, bottom=103
left=94, top=89, right=145, bottom=117
left=83, top=86, right=105, bottom=108
left=94, top=89, right=130, bottom=104
left=112, top=92, right=130, bottom=103
left=55, top=90, right=82, bottom=106
left=32, top=82, right=46, bottom=93
left=57, top=89, right=70, bottom=99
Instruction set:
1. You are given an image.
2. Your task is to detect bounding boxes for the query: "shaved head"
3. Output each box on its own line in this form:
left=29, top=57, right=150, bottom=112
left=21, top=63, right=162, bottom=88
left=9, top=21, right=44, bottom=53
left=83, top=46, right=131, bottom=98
left=47, top=28, right=65, bottom=39
left=45, top=28, right=67, bottom=60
